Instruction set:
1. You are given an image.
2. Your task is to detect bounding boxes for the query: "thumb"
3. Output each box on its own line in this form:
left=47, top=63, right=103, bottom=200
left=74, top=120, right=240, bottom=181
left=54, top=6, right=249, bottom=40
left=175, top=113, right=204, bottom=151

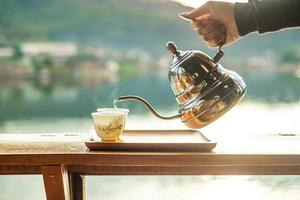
left=179, top=3, right=210, bottom=20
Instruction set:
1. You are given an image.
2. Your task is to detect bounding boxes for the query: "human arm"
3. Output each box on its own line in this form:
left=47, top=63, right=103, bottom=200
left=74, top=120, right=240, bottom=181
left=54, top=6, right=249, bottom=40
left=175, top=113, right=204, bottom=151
left=236, top=0, right=300, bottom=36
left=180, top=0, right=300, bottom=48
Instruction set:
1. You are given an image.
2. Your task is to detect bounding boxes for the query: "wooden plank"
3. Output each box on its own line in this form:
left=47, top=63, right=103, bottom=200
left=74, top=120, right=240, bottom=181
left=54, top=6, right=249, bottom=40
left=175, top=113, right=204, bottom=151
left=42, top=165, right=70, bottom=200
left=69, top=173, right=85, bottom=200
left=1, top=132, right=300, bottom=154
left=0, top=141, right=86, bottom=153
left=1, top=133, right=300, bottom=176
left=0, top=165, right=41, bottom=174
left=1, top=163, right=300, bottom=176
left=2, top=154, right=300, bottom=167
left=67, top=164, right=300, bottom=175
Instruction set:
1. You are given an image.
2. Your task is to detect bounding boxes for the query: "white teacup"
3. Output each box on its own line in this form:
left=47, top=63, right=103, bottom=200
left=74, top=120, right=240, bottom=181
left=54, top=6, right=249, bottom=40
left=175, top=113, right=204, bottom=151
left=91, top=108, right=129, bottom=141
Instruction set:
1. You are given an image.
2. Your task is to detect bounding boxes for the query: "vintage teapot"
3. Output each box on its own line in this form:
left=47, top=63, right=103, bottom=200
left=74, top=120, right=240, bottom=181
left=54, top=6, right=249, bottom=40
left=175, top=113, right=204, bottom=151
left=115, top=42, right=246, bottom=129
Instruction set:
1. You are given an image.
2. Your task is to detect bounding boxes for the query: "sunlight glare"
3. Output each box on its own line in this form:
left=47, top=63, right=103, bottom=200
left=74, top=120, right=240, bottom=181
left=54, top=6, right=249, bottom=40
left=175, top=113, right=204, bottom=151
left=197, top=177, right=269, bottom=200
left=173, top=0, right=248, bottom=8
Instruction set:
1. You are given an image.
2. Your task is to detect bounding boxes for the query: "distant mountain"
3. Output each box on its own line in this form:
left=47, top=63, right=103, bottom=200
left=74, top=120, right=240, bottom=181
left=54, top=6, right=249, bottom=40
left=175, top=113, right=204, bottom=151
left=0, top=0, right=199, bottom=53
left=1, top=0, right=300, bottom=58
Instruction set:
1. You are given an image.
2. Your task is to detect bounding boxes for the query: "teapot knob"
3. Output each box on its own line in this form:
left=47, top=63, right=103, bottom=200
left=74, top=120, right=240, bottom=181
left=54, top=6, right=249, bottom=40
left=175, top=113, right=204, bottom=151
left=166, top=41, right=180, bottom=56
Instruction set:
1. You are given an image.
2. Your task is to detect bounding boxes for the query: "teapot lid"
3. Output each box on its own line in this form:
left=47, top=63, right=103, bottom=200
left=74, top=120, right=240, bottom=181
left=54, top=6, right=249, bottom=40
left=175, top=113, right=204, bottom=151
left=166, top=41, right=194, bottom=68
left=166, top=41, right=224, bottom=66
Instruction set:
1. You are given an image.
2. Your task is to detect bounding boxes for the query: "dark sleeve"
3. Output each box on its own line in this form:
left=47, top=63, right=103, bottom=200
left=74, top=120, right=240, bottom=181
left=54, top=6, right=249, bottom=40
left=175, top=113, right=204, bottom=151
left=234, top=0, right=300, bottom=36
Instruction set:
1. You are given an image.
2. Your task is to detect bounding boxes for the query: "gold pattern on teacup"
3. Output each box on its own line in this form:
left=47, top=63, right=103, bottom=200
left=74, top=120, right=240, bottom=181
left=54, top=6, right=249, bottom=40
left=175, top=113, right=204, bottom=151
left=98, top=118, right=122, bottom=135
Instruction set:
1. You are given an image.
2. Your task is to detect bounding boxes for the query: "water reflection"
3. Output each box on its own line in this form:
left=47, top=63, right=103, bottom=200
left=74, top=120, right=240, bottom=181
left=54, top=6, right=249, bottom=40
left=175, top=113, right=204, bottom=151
left=85, top=176, right=300, bottom=200
left=244, top=72, right=300, bottom=102
left=0, top=71, right=300, bottom=133
left=1, top=72, right=300, bottom=124
left=1, top=175, right=300, bottom=200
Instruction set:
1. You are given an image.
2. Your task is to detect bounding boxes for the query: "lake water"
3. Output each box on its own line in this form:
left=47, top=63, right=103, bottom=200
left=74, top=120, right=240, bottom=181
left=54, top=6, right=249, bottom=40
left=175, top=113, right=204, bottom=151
left=0, top=72, right=300, bottom=199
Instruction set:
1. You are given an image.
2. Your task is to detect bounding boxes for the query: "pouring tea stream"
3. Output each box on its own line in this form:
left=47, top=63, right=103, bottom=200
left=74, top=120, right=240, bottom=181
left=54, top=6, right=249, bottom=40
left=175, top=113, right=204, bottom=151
left=115, top=42, right=246, bottom=129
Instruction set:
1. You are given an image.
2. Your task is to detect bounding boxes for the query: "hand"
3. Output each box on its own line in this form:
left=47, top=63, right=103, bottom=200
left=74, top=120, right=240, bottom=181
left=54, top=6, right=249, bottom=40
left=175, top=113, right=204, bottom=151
left=180, top=1, right=240, bottom=48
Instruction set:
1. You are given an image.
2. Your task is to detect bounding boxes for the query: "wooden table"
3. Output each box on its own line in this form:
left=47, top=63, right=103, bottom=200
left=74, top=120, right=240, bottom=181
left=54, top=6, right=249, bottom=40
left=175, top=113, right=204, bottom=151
left=1, top=132, right=300, bottom=200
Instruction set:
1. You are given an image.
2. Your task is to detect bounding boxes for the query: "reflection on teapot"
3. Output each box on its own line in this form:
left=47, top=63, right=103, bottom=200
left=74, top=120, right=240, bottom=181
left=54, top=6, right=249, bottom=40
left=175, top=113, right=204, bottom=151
left=115, top=42, right=246, bottom=129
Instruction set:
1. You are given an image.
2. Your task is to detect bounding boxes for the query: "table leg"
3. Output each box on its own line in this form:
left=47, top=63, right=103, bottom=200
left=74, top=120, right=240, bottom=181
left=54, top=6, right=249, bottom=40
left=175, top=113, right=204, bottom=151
left=42, top=165, right=70, bottom=200
left=69, top=173, right=85, bottom=200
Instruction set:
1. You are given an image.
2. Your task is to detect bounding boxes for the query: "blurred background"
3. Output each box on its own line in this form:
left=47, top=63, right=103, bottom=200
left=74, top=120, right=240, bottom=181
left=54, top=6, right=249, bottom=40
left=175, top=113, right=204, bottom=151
left=0, top=0, right=300, bottom=199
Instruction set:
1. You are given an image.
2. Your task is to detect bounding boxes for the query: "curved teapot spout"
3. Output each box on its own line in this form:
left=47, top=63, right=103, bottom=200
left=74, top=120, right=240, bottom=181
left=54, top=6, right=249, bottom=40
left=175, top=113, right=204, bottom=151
left=115, top=95, right=181, bottom=120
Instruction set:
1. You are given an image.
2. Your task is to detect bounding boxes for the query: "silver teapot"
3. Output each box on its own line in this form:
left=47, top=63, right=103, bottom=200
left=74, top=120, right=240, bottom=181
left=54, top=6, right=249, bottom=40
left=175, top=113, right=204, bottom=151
left=116, top=42, right=246, bottom=129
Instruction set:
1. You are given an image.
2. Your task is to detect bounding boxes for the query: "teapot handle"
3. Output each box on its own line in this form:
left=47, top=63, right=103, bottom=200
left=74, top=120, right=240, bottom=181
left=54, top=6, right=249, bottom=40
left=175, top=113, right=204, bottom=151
left=115, top=95, right=181, bottom=120
left=189, top=18, right=227, bottom=64
left=212, top=31, right=226, bottom=63
left=212, top=47, right=224, bottom=63
left=190, top=18, right=225, bottom=63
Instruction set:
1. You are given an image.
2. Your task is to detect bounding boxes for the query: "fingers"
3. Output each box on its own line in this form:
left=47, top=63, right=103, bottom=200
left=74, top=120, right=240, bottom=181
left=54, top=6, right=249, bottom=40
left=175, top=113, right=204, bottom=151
left=191, top=17, right=211, bottom=30
left=200, top=28, right=226, bottom=48
left=194, top=20, right=226, bottom=48
left=179, top=1, right=238, bottom=48
left=192, top=19, right=221, bottom=32
left=179, top=2, right=211, bottom=20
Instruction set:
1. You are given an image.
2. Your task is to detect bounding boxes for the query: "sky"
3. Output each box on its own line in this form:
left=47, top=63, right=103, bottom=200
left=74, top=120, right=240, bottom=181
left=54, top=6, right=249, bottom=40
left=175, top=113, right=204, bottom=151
left=174, top=0, right=247, bottom=8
